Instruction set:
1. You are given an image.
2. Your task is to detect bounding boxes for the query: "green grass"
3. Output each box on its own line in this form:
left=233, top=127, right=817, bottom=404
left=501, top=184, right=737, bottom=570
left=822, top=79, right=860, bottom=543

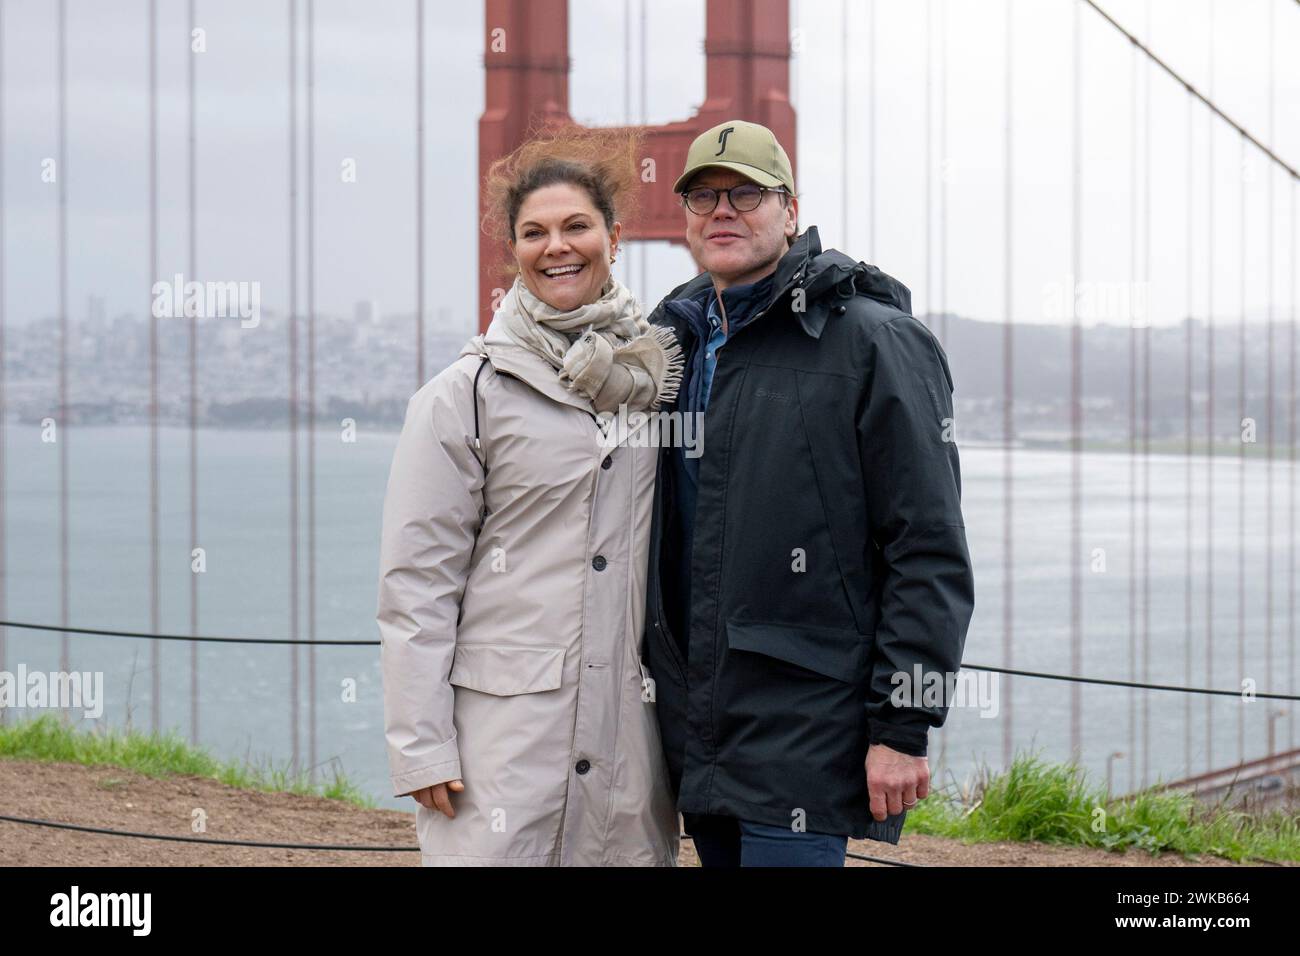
left=0, top=714, right=377, bottom=809
left=908, top=750, right=1300, bottom=864
left=5, top=717, right=1293, bottom=861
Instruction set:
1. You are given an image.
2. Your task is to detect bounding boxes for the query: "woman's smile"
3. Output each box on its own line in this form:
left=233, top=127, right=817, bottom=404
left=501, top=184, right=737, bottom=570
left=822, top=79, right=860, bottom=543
left=541, top=261, right=587, bottom=282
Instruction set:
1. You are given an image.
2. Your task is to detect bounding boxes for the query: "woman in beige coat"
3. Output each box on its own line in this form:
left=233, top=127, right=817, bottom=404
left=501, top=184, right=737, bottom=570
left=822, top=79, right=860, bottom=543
left=377, top=127, right=683, bottom=865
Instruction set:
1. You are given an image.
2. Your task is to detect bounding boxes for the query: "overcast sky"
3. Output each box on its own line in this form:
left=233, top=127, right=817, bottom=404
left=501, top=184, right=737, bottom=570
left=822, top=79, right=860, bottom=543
left=0, top=0, right=1296, bottom=340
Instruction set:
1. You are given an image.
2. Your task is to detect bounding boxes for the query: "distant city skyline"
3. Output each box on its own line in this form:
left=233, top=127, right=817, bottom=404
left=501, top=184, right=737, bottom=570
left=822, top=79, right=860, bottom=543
left=7, top=302, right=1297, bottom=446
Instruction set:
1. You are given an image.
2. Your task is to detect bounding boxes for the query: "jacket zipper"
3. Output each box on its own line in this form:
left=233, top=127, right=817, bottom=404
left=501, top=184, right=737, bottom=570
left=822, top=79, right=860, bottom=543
left=649, top=447, right=688, bottom=688
left=647, top=269, right=801, bottom=681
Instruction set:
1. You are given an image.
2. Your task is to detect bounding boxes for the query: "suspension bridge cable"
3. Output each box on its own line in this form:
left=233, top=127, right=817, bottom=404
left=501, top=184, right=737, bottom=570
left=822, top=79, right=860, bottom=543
left=1292, top=179, right=1299, bottom=753
left=0, top=0, right=8, bottom=712
left=0, top=815, right=915, bottom=864
left=1126, top=21, right=1138, bottom=793
left=1080, top=0, right=1298, bottom=180
left=923, top=0, right=932, bottom=330
left=963, top=663, right=1300, bottom=701
left=57, top=0, right=69, bottom=684
left=0, top=815, right=415, bottom=852
left=147, top=0, right=161, bottom=737
left=288, top=0, right=302, bottom=783
left=1141, top=0, right=1153, bottom=791
left=4, top=618, right=1299, bottom=700
left=307, top=0, right=319, bottom=784
left=1237, top=129, right=1247, bottom=766
left=868, top=0, right=876, bottom=262
left=0, top=620, right=375, bottom=646
left=1069, top=0, right=1083, bottom=761
left=1000, top=0, right=1015, bottom=773
left=1183, top=88, right=1194, bottom=780
left=187, top=0, right=200, bottom=747
left=939, top=0, right=948, bottom=347
left=1204, top=0, right=1216, bottom=771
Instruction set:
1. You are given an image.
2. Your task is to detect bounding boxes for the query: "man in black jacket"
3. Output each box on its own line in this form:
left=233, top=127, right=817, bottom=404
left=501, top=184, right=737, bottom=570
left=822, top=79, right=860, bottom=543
left=643, top=119, right=976, bottom=866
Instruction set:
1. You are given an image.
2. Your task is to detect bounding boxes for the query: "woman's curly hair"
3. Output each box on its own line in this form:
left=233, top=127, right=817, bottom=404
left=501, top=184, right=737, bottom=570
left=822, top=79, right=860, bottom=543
left=481, top=122, right=645, bottom=271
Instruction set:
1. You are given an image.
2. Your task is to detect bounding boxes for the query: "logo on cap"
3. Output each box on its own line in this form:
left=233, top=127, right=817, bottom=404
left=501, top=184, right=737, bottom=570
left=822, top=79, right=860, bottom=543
left=715, top=126, right=735, bottom=156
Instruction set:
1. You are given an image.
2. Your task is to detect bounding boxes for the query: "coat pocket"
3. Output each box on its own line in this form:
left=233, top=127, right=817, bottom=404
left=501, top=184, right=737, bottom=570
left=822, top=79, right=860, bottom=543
left=448, top=643, right=565, bottom=696
left=724, top=620, right=869, bottom=683
left=716, top=620, right=872, bottom=813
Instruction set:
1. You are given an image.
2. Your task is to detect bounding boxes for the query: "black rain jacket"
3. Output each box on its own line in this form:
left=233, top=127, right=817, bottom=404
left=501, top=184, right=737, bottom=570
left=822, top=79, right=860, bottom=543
left=643, top=225, right=976, bottom=838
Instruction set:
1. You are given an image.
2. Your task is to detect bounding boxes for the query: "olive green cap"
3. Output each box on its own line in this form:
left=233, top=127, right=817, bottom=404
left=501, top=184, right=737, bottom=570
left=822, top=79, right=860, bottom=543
left=672, top=119, right=796, bottom=195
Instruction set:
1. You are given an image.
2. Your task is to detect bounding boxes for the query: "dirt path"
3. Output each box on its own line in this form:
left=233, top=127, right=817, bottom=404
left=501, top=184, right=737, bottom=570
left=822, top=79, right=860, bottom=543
left=0, top=759, right=1277, bottom=867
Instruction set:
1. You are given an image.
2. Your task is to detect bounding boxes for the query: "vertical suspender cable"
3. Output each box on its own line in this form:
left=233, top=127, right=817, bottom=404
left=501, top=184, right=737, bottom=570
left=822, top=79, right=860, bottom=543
left=148, top=0, right=160, bottom=734
left=307, top=0, right=318, bottom=779
left=188, top=0, right=199, bottom=744
left=1127, top=29, right=1137, bottom=794
left=937, top=0, right=950, bottom=786
left=57, top=0, right=70, bottom=711
left=1237, top=130, right=1246, bottom=764
left=924, top=0, right=932, bottom=328
left=622, top=0, right=630, bottom=285
left=1069, top=0, right=1083, bottom=759
left=1184, top=90, right=1194, bottom=778
left=288, top=0, right=301, bottom=773
left=1140, top=0, right=1152, bottom=788
left=638, top=0, right=646, bottom=301
left=416, top=0, right=424, bottom=390
left=939, top=0, right=947, bottom=347
left=1290, top=179, right=1297, bottom=752
left=0, top=0, right=7, bottom=715
left=868, top=0, right=876, bottom=262
left=1001, top=0, right=1015, bottom=771
left=1264, top=0, right=1275, bottom=724
left=1204, top=0, right=1215, bottom=771
left=842, top=0, right=849, bottom=246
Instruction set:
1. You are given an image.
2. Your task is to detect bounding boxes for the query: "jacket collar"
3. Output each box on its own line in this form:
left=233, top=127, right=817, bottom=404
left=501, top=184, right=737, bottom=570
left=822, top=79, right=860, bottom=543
left=459, top=315, right=662, bottom=446
left=663, top=225, right=852, bottom=340
left=460, top=313, right=596, bottom=416
left=748, top=224, right=914, bottom=339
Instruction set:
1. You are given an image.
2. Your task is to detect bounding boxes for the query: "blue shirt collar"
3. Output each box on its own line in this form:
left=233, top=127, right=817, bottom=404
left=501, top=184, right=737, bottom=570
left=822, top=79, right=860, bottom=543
left=706, top=270, right=777, bottom=333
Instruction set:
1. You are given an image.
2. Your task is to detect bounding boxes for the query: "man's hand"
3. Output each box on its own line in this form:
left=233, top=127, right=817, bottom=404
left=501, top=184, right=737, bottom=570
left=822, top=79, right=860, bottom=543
left=866, top=743, right=929, bottom=821
left=405, top=779, right=465, bottom=818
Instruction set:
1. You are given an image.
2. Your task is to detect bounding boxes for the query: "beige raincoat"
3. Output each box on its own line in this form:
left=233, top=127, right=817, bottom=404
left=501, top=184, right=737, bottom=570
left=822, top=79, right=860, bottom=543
left=377, top=310, right=680, bottom=866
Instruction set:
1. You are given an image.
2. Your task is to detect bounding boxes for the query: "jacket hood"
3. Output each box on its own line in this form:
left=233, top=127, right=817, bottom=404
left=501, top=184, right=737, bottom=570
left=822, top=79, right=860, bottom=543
left=792, top=225, right=912, bottom=315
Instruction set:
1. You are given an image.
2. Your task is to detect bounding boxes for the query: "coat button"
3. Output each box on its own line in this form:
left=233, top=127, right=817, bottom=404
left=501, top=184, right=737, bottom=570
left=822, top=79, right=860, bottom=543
left=601, top=455, right=612, bottom=470
left=834, top=304, right=848, bottom=314
left=575, top=759, right=591, bottom=775
left=592, top=555, right=607, bottom=571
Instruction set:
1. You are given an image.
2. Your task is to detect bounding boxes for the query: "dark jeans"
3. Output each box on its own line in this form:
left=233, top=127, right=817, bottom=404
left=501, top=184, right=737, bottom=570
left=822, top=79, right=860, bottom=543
left=684, top=812, right=847, bottom=867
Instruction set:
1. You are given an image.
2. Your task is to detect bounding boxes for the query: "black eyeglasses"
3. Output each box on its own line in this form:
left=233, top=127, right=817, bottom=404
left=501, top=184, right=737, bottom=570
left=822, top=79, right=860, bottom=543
left=680, top=183, right=787, bottom=215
